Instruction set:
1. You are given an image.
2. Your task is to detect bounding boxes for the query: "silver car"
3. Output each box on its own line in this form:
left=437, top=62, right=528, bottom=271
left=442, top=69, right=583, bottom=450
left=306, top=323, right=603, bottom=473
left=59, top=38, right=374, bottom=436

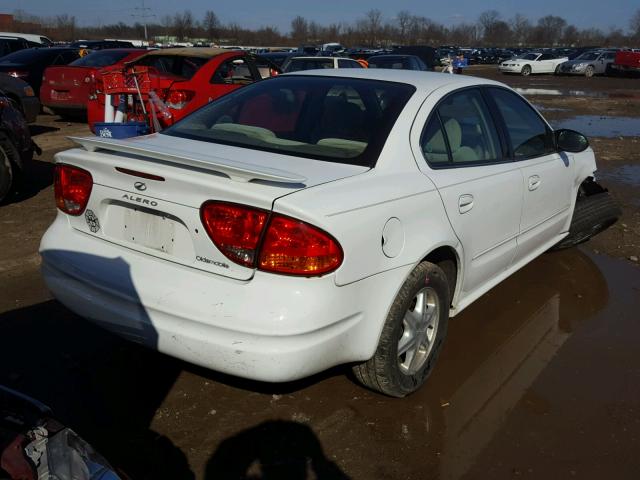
left=557, top=50, right=618, bottom=77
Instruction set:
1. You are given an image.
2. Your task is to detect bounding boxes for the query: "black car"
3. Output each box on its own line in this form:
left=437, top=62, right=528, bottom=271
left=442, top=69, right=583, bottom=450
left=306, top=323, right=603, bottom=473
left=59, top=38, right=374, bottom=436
left=255, top=51, right=296, bottom=69
left=368, top=54, right=428, bottom=70
left=0, top=48, right=81, bottom=98
left=0, top=96, right=38, bottom=202
left=391, top=46, right=438, bottom=70
left=70, top=39, right=136, bottom=50
left=0, top=73, right=40, bottom=123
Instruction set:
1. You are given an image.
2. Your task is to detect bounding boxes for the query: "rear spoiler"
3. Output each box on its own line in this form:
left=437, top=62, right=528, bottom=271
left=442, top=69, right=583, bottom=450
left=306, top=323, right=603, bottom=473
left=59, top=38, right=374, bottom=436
left=69, top=136, right=307, bottom=184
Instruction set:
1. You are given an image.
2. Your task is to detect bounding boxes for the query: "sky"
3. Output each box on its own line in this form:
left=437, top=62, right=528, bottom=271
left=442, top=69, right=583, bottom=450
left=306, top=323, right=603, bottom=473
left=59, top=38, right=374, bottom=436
left=7, top=0, right=635, bottom=32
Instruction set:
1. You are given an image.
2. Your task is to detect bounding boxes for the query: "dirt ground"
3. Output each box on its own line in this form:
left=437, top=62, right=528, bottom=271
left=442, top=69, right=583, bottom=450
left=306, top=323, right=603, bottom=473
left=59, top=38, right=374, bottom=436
left=1, top=68, right=639, bottom=480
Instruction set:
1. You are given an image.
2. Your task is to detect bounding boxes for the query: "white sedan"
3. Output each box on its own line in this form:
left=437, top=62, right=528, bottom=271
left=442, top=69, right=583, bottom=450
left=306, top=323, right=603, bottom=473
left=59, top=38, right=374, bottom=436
left=40, top=70, right=618, bottom=397
left=499, top=52, right=568, bottom=76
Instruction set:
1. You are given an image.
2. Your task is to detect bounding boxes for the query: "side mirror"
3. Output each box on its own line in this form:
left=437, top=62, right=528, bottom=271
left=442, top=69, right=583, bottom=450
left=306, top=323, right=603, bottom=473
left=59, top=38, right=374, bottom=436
left=556, top=129, right=589, bottom=153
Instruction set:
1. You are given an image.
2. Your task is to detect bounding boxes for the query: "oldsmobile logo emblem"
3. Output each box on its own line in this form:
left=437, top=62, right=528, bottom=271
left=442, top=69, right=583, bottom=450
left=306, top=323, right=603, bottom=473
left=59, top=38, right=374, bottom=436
left=134, top=182, right=147, bottom=191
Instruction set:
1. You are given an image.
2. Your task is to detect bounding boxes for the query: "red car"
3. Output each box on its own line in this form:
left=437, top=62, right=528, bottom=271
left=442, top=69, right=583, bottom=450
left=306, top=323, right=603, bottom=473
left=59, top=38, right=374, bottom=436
left=87, top=48, right=276, bottom=132
left=41, top=48, right=146, bottom=118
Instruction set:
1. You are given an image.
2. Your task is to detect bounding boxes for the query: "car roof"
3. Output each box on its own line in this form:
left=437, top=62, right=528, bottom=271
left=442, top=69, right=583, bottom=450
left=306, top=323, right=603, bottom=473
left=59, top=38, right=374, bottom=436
left=284, top=69, right=503, bottom=91
left=141, top=47, right=233, bottom=58
left=369, top=55, right=414, bottom=59
left=290, top=56, right=337, bottom=61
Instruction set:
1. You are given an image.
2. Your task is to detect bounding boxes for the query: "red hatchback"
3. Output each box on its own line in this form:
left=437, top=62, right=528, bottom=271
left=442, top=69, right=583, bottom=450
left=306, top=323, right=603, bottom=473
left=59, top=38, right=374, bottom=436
left=87, top=48, right=274, bottom=132
left=41, top=49, right=146, bottom=118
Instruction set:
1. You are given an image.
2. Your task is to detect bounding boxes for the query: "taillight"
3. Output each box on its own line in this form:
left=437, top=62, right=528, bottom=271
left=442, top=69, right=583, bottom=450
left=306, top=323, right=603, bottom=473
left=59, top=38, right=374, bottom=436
left=199, top=201, right=343, bottom=276
left=54, top=164, right=93, bottom=216
left=165, top=90, right=195, bottom=109
left=200, top=202, right=268, bottom=268
left=259, top=215, right=343, bottom=276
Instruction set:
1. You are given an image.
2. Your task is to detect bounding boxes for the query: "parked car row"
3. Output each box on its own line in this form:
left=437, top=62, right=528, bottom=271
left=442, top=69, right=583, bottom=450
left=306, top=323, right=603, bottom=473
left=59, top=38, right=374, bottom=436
left=499, top=48, right=639, bottom=77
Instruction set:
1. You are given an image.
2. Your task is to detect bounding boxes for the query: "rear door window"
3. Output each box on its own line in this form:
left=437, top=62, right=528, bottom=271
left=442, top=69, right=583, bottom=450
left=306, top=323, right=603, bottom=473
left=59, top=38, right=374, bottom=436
left=211, top=57, right=258, bottom=85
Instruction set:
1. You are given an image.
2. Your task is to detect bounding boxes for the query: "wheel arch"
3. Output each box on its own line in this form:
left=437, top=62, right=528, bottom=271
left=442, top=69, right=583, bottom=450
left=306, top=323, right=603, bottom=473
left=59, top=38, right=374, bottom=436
left=420, top=244, right=462, bottom=308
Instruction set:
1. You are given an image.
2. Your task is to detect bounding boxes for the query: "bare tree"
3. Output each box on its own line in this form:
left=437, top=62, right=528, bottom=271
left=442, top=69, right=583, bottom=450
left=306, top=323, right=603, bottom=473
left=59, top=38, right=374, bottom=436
left=55, top=14, right=76, bottom=41
left=511, top=14, right=531, bottom=46
left=534, top=15, right=567, bottom=46
left=397, top=10, right=412, bottom=43
left=203, top=10, right=219, bottom=42
left=364, top=9, right=383, bottom=46
left=631, top=9, right=640, bottom=38
left=290, top=16, right=309, bottom=43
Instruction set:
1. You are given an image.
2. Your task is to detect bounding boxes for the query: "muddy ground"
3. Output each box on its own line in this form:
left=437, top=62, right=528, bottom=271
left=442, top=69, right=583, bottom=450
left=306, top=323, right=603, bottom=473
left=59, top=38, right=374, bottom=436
left=0, top=69, right=639, bottom=479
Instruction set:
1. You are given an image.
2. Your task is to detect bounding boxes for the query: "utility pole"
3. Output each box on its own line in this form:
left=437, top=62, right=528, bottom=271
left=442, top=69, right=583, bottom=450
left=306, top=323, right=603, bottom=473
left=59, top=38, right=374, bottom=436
left=132, top=0, right=155, bottom=41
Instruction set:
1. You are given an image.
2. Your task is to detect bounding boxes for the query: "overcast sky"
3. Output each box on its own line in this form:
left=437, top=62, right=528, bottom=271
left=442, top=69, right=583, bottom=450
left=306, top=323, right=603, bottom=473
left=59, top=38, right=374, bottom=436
left=12, top=0, right=635, bottom=32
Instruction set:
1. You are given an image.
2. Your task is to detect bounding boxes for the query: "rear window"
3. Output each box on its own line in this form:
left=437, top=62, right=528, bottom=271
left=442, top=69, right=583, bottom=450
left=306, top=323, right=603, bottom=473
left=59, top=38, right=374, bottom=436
left=369, top=57, right=411, bottom=69
left=285, top=59, right=334, bottom=72
left=134, top=55, right=208, bottom=79
left=70, top=50, right=132, bottom=67
left=164, top=76, right=415, bottom=167
left=0, top=48, right=53, bottom=63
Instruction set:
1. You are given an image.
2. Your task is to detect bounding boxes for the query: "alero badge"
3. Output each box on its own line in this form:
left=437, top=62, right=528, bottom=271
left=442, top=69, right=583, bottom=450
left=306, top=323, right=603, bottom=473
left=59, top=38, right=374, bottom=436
left=85, top=209, right=100, bottom=233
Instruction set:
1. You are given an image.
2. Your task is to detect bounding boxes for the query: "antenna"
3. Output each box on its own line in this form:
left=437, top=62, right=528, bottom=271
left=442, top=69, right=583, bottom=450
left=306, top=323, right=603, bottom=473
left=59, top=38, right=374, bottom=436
left=132, top=0, right=155, bottom=41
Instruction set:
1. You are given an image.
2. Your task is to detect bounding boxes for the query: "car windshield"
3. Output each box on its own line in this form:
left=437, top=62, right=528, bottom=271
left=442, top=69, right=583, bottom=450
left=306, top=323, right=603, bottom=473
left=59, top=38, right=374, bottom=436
left=285, top=59, right=334, bottom=72
left=164, top=76, right=415, bottom=167
left=70, top=50, right=132, bottom=67
left=369, top=57, right=410, bottom=69
left=521, top=53, right=539, bottom=61
left=576, top=52, right=600, bottom=60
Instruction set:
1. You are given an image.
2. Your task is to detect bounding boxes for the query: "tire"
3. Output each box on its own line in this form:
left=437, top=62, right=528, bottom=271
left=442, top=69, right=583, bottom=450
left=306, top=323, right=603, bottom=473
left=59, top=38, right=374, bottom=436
left=0, top=135, right=16, bottom=203
left=555, top=64, right=562, bottom=75
left=585, top=65, right=595, bottom=78
left=352, top=261, right=450, bottom=397
left=551, top=191, right=621, bottom=250
left=521, top=65, right=531, bottom=76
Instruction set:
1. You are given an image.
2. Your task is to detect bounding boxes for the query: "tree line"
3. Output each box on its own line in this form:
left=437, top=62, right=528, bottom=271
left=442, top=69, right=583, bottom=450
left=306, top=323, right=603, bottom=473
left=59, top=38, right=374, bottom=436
left=11, top=8, right=640, bottom=47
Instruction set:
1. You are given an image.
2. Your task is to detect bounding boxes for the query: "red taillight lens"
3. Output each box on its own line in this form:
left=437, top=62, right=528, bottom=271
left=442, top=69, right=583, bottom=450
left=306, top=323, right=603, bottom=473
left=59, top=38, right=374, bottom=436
left=259, top=215, right=343, bottom=276
left=165, top=90, right=195, bottom=109
left=199, top=202, right=343, bottom=276
left=54, top=164, right=93, bottom=216
left=200, top=202, right=268, bottom=268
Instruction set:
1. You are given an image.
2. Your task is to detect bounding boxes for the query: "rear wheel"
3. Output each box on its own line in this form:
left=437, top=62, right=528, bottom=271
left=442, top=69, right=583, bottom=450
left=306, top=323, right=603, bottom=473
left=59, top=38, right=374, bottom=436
left=551, top=190, right=621, bottom=250
left=0, top=138, right=15, bottom=203
left=352, top=261, right=450, bottom=397
left=521, top=65, right=532, bottom=76
left=585, top=65, right=595, bottom=78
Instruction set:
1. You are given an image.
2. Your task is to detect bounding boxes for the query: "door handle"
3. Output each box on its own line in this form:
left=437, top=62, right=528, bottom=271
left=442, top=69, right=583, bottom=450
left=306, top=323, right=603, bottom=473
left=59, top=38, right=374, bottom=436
left=458, top=194, right=474, bottom=214
left=528, top=175, right=541, bottom=191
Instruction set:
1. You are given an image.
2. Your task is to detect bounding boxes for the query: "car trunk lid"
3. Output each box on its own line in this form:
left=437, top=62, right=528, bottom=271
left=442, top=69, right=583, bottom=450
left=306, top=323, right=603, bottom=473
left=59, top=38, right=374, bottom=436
left=58, top=134, right=368, bottom=280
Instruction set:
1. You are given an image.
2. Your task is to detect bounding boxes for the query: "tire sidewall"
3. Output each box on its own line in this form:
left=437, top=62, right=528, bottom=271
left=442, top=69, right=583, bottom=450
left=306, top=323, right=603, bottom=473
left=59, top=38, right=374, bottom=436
left=0, top=142, right=14, bottom=203
left=383, top=263, right=450, bottom=396
left=521, top=65, right=531, bottom=76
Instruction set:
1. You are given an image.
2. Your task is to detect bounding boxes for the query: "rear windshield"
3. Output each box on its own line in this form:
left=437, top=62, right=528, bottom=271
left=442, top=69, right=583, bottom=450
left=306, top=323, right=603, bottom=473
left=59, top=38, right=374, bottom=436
left=133, top=54, right=208, bottom=79
left=285, top=59, right=334, bottom=72
left=70, top=50, right=132, bottom=67
left=369, top=57, right=411, bottom=69
left=0, top=48, right=49, bottom=63
left=164, top=75, right=415, bottom=167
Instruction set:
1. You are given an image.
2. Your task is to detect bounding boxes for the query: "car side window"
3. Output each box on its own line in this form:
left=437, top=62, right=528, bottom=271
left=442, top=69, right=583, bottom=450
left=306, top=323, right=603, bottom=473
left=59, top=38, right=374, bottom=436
left=421, top=114, right=450, bottom=164
left=212, top=58, right=257, bottom=85
left=538, top=53, right=553, bottom=61
left=488, top=88, right=555, bottom=159
left=423, top=89, right=502, bottom=165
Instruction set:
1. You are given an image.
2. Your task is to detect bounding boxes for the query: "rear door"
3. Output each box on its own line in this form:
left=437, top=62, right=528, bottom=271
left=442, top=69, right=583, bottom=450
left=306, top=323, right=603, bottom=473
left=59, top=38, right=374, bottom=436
left=414, top=88, right=523, bottom=297
left=485, top=87, right=574, bottom=262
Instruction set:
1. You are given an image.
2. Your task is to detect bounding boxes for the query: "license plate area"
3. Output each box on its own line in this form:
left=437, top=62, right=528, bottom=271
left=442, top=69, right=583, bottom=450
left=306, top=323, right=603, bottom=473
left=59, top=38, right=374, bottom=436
left=103, top=201, right=194, bottom=258
left=51, top=90, right=69, bottom=100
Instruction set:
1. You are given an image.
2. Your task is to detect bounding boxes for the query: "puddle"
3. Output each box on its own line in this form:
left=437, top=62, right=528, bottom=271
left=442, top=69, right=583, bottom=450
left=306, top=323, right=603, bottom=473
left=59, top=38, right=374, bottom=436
left=550, top=115, right=640, bottom=138
left=515, top=88, right=609, bottom=98
left=532, top=104, right=569, bottom=112
left=598, top=164, right=640, bottom=187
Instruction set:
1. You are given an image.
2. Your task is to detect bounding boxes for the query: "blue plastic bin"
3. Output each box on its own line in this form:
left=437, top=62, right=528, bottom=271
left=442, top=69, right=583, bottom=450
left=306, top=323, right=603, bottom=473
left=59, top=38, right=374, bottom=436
left=94, top=122, right=149, bottom=139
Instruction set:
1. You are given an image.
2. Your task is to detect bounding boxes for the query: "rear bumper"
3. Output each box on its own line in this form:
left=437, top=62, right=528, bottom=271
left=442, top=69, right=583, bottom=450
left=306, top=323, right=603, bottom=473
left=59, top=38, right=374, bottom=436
left=40, top=215, right=411, bottom=382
